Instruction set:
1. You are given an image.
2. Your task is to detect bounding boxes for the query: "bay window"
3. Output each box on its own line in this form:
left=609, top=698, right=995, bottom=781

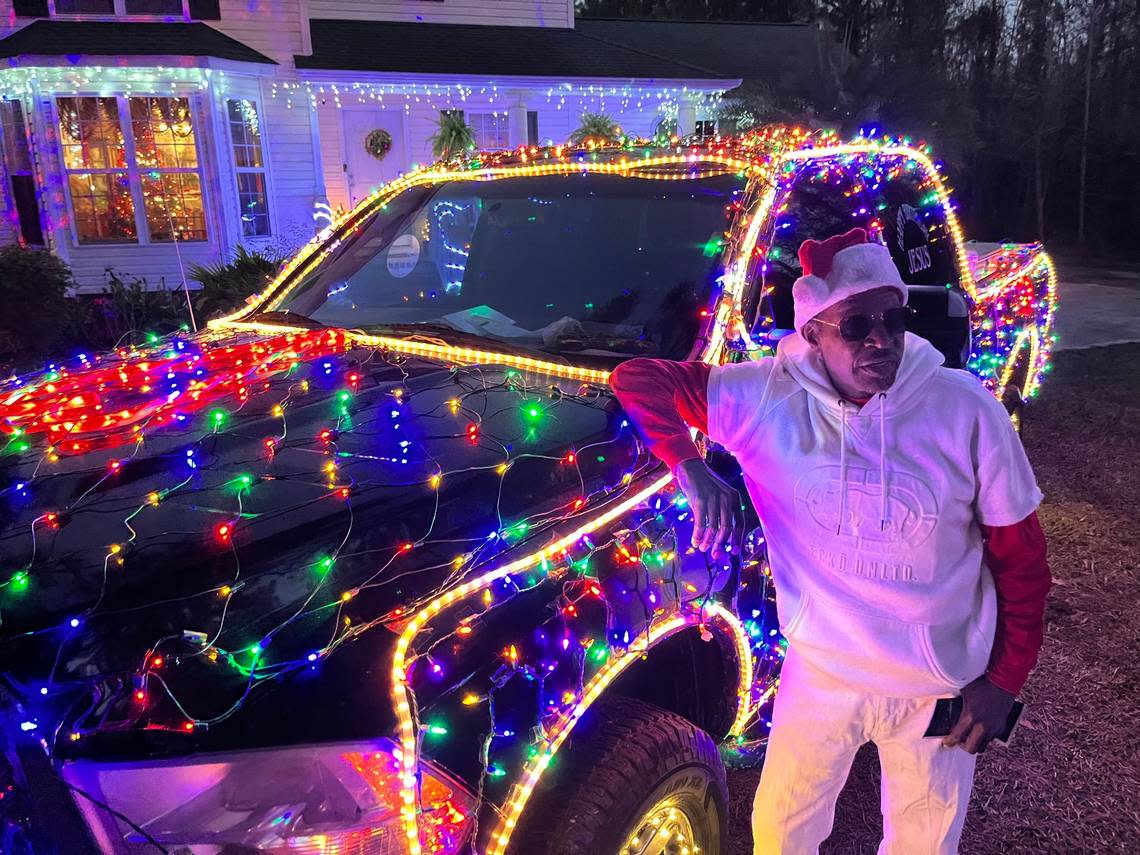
left=56, top=95, right=207, bottom=244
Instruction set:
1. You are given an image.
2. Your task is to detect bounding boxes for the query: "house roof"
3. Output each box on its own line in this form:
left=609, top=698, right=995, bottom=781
left=575, top=18, right=825, bottom=83
left=297, top=18, right=735, bottom=82
left=0, top=20, right=275, bottom=64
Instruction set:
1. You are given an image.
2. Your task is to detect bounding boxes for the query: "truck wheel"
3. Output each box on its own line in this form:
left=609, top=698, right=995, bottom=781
left=512, top=696, right=728, bottom=855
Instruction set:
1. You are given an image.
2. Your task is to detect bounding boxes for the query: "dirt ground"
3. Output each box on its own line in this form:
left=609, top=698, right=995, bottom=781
left=725, top=342, right=1140, bottom=854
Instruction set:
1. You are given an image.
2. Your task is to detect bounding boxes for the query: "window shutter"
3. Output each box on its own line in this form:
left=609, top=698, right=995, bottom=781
left=12, top=0, right=49, bottom=17
left=187, top=0, right=221, bottom=19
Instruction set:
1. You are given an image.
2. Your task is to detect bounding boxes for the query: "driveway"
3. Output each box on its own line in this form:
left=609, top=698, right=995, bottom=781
left=1051, top=259, right=1140, bottom=351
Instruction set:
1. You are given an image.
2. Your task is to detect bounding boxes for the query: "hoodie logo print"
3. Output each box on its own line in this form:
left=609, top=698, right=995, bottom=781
left=794, top=464, right=939, bottom=583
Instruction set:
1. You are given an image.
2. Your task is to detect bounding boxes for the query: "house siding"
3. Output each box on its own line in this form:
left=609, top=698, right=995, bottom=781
left=314, top=97, right=347, bottom=213
left=213, top=0, right=305, bottom=65
left=253, top=76, right=326, bottom=256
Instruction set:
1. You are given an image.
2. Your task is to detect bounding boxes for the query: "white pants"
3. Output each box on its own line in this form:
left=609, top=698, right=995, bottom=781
left=752, top=648, right=977, bottom=855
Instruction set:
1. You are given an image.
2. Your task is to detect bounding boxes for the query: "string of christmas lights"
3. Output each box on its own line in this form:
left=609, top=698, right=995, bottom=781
left=275, top=78, right=725, bottom=119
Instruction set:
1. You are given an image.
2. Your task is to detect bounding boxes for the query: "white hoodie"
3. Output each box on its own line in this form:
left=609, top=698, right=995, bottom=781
left=707, top=332, right=1043, bottom=697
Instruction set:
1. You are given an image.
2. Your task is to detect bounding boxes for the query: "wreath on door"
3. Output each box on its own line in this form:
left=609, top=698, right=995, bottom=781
left=364, top=128, right=393, bottom=161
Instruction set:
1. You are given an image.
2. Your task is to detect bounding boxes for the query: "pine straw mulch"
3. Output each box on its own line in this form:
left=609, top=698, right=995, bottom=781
left=726, top=343, right=1140, bottom=854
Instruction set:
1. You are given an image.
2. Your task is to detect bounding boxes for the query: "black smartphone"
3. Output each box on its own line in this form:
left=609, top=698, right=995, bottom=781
left=923, top=696, right=1025, bottom=745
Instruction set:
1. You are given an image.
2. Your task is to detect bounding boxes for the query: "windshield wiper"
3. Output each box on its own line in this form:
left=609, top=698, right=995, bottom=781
left=362, top=322, right=569, bottom=364
left=247, top=309, right=326, bottom=329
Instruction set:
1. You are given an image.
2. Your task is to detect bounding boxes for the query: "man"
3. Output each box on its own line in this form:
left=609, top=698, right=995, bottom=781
left=610, top=227, right=1050, bottom=854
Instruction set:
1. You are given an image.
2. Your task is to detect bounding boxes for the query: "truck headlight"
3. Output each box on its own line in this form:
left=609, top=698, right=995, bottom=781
left=62, top=738, right=473, bottom=854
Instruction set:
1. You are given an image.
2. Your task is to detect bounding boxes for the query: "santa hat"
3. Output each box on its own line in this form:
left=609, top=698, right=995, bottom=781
left=792, top=227, right=907, bottom=332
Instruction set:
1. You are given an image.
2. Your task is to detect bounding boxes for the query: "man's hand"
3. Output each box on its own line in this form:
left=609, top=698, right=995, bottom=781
left=674, top=458, right=743, bottom=558
left=942, top=675, right=1016, bottom=754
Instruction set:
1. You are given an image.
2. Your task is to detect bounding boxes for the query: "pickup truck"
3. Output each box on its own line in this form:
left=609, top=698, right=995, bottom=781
left=0, top=127, right=1055, bottom=855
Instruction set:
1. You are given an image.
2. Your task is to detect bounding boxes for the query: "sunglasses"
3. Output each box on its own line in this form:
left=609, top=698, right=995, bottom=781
left=815, top=306, right=913, bottom=343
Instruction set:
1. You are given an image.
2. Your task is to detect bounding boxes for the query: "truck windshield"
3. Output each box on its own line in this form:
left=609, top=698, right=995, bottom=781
left=273, top=169, right=746, bottom=361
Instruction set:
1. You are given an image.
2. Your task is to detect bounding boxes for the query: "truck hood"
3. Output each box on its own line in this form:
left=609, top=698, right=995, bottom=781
left=0, top=327, right=639, bottom=757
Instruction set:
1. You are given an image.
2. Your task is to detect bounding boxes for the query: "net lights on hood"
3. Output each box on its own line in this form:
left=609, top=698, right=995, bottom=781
left=0, top=312, right=762, bottom=855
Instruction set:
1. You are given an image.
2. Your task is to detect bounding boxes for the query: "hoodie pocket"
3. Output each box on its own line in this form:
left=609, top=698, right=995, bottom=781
left=921, top=615, right=992, bottom=688
left=783, top=592, right=959, bottom=695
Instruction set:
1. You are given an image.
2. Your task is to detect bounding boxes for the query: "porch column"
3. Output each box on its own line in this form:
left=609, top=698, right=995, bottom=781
left=676, top=98, right=698, bottom=137
left=507, top=92, right=529, bottom=148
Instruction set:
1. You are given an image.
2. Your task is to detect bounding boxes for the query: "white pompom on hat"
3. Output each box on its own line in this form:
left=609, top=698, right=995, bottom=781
left=792, top=227, right=908, bottom=332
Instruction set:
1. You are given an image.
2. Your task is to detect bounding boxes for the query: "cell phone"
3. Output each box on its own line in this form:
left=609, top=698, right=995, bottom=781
left=923, top=696, right=1025, bottom=745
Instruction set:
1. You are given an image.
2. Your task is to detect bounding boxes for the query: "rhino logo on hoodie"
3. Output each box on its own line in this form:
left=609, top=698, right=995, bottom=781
left=794, top=464, right=939, bottom=580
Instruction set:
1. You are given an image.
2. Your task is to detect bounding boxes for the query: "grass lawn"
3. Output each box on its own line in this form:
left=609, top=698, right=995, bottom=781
left=725, top=343, right=1140, bottom=854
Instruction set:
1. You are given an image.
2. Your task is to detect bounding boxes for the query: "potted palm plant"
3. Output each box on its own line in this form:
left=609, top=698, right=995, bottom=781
left=570, top=112, right=623, bottom=145
left=430, top=111, right=476, bottom=159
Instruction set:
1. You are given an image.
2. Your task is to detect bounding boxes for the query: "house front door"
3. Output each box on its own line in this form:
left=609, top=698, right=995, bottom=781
left=343, top=110, right=407, bottom=207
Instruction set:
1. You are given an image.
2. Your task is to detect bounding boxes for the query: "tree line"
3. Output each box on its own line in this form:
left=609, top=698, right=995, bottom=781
left=577, top=0, right=1139, bottom=254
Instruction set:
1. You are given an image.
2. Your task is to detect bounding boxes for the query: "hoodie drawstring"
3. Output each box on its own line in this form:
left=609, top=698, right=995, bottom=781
left=836, top=400, right=848, bottom=535
left=835, top=395, right=889, bottom=535
left=879, top=392, right=889, bottom=531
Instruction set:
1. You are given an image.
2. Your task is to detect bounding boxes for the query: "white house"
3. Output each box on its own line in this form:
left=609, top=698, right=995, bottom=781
left=0, top=1, right=826, bottom=290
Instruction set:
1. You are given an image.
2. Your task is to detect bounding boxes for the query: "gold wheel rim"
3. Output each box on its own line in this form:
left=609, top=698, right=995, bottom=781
left=619, top=796, right=701, bottom=855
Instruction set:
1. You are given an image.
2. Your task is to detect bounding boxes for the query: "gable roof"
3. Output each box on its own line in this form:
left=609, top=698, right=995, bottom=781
left=576, top=18, right=826, bottom=83
left=297, top=18, right=736, bottom=82
left=0, top=20, right=275, bottom=64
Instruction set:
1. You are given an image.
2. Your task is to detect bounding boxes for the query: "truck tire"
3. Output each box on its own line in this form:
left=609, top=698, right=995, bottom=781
left=512, top=696, right=728, bottom=855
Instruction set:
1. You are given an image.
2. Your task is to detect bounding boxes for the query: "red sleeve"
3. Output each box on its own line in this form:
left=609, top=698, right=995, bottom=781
left=981, top=511, right=1051, bottom=694
left=609, top=358, right=712, bottom=470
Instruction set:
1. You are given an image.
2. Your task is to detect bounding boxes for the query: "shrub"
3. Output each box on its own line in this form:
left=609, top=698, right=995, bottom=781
left=0, top=244, right=74, bottom=360
left=62, top=271, right=190, bottom=353
left=190, top=245, right=284, bottom=321
left=570, top=112, right=623, bottom=146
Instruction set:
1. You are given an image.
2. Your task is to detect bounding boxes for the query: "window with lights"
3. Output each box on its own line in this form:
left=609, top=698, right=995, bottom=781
left=56, top=95, right=207, bottom=244
left=467, top=112, right=510, bottom=150
left=226, top=98, right=271, bottom=237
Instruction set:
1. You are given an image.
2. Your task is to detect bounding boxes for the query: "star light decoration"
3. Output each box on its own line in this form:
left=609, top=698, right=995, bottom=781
left=0, top=127, right=1053, bottom=855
